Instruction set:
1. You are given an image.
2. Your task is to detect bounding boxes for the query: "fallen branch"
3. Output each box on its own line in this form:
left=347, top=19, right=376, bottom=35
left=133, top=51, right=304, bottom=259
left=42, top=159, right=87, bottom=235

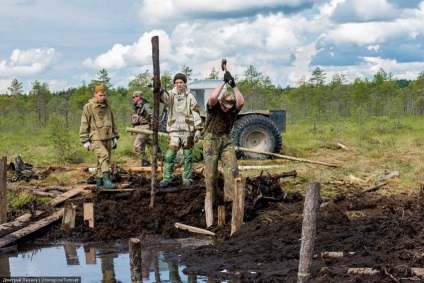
left=358, top=182, right=387, bottom=194
left=235, top=146, right=341, bottom=168
left=175, top=222, right=215, bottom=236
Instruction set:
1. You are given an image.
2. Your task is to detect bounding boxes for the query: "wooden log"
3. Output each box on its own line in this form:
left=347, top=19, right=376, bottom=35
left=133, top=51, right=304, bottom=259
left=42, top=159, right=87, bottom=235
left=0, top=208, right=64, bottom=248
left=174, top=222, right=215, bottom=236
left=0, top=245, right=17, bottom=255
left=61, top=203, right=76, bottom=231
left=150, top=35, right=161, bottom=210
left=32, top=191, right=59, bottom=198
left=218, top=206, right=225, bottom=227
left=83, top=203, right=94, bottom=228
left=231, top=177, right=246, bottom=236
left=235, top=146, right=341, bottom=168
left=358, top=182, right=387, bottom=194
left=129, top=238, right=142, bottom=283
left=0, top=157, right=7, bottom=224
left=297, top=182, right=321, bottom=283
left=337, top=142, right=349, bottom=150
left=205, top=191, right=213, bottom=228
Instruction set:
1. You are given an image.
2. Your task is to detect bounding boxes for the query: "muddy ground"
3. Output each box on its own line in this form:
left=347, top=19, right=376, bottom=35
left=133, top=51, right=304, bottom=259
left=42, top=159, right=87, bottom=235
left=10, top=169, right=424, bottom=283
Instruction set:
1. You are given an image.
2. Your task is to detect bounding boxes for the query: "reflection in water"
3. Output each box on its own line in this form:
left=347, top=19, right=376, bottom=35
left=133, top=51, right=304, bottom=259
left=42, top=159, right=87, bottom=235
left=0, top=241, right=228, bottom=282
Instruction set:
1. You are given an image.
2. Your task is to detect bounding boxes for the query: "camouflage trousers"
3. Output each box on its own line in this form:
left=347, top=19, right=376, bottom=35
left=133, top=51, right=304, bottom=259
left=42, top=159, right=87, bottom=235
left=91, top=139, right=112, bottom=178
left=133, top=124, right=150, bottom=159
left=203, top=132, right=239, bottom=202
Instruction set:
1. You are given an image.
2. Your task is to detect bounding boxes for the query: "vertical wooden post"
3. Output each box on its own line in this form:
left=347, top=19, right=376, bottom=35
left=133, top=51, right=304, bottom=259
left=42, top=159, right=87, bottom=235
left=297, top=182, right=320, bottom=283
left=83, top=203, right=94, bottom=228
left=150, top=35, right=161, bottom=209
left=217, top=205, right=225, bottom=226
left=205, top=191, right=213, bottom=227
left=61, top=203, right=76, bottom=231
left=129, top=238, right=142, bottom=283
left=0, top=156, right=7, bottom=224
left=231, top=177, right=246, bottom=236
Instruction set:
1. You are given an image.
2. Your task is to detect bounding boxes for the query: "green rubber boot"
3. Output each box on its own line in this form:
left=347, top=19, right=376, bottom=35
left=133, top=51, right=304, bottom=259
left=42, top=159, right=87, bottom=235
left=95, top=178, right=104, bottom=189
left=102, top=172, right=116, bottom=189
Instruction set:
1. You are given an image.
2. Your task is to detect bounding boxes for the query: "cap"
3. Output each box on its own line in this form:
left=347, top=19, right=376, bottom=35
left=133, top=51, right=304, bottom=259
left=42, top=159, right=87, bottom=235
left=94, top=85, right=106, bottom=92
left=133, top=91, right=143, bottom=98
left=221, top=91, right=236, bottom=109
left=173, top=73, right=187, bottom=83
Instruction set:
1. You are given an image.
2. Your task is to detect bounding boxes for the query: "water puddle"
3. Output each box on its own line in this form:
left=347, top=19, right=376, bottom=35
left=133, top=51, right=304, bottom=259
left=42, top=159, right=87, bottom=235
left=0, top=238, right=227, bottom=283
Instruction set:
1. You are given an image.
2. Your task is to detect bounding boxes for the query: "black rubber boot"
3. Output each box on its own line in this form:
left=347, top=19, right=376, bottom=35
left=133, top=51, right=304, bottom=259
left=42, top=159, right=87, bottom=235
left=103, top=172, right=116, bottom=189
left=141, top=159, right=151, bottom=166
left=95, top=178, right=104, bottom=189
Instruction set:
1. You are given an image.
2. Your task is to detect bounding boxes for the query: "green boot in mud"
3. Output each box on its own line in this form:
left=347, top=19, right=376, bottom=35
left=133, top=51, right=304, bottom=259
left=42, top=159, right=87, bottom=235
left=95, top=178, right=104, bottom=189
left=102, top=172, right=116, bottom=189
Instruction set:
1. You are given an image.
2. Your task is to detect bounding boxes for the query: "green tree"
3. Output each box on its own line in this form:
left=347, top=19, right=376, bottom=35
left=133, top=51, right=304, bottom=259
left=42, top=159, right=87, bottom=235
left=7, top=78, right=24, bottom=95
left=161, top=70, right=172, bottom=90
left=244, top=65, right=263, bottom=82
left=181, top=65, right=193, bottom=81
left=208, top=67, right=219, bottom=79
left=90, top=69, right=112, bottom=89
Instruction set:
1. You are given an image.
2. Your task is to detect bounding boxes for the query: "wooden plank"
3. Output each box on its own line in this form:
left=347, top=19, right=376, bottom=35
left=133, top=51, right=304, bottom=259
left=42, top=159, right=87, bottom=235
left=0, top=208, right=64, bottom=248
left=61, top=203, right=76, bottom=231
left=175, top=222, right=215, bottom=236
left=83, top=203, right=94, bottom=228
left=0, top=157, right=7, bottom=223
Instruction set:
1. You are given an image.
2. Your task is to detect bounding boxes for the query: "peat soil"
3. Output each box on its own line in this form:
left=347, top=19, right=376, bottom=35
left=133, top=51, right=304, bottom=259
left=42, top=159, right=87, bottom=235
left=20, top=171, right=424, bottom=283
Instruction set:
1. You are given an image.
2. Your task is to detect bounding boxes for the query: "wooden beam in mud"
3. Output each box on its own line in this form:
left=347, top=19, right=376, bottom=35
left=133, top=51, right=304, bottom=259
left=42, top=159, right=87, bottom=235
left=0, top=208, right=64, bottom=248
left=0, top=187, right=84, bottom=237
left=231, top=177, right=246, bottom=236
left=174, top=222, right=215, bottom=236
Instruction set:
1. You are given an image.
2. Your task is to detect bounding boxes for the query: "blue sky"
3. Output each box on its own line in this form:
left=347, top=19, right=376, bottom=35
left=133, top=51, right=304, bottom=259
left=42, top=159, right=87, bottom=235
left=0, top=0, right=423, bottom=93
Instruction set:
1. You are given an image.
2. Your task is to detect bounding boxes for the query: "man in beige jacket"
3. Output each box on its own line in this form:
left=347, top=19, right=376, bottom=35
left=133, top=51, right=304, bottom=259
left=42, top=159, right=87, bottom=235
left=79, top=85, right=119, bottom=189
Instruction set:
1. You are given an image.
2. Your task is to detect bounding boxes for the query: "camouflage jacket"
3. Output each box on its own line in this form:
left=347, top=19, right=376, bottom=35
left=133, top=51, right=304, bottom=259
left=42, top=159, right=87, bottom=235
left=79, top=98, right=119, bottom=143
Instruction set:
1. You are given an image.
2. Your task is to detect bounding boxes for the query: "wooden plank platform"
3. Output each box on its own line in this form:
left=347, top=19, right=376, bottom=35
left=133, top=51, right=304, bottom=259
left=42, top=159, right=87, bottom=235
left=0, top=208, right=64, bottom=248
left=0, top=187, right=84, bottom=237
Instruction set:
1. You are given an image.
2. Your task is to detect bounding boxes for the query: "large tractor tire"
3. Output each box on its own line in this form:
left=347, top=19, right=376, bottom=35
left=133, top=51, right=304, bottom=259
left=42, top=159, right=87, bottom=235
left=232, top=114, right=282, bottom=160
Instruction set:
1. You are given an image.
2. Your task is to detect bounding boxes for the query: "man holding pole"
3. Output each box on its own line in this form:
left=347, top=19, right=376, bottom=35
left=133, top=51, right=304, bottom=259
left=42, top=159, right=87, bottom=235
left=158, top=73, right=203, bottom=189
left=203, top=68, right=245, bottom=227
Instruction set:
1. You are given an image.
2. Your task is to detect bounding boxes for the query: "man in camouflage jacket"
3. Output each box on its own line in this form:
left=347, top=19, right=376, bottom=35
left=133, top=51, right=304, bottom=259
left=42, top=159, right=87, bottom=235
left=79, top=85, right=119, bottom=189
left=203, top=71, right=245, bottom=227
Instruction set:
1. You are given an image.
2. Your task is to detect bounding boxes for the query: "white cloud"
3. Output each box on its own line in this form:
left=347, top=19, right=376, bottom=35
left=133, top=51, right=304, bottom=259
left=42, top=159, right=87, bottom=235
left=0, top=48, right=60, bottom=77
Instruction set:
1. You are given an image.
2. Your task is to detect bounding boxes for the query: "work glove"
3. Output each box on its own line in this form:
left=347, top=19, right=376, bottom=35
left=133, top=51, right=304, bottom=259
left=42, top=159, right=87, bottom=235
left=194, top=130, right=201, bottom=142
left=83, top=141, right=91, bottom=151
left=112, top=138, right=118, bottom=149
left=224, top=71, right=236, bottom=88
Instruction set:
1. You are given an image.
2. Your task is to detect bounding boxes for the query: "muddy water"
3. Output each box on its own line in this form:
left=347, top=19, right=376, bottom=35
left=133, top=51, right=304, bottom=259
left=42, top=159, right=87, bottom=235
left=0, top=239, right=223, bottom=283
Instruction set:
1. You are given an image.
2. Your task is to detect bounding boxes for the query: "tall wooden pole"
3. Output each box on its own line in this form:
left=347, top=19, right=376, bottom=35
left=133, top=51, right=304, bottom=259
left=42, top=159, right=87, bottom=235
left=150, top=35, right=161, bottom=209
left=297, top=182, right=320, bottom=283
left=0, top=156, right=7, bottom=224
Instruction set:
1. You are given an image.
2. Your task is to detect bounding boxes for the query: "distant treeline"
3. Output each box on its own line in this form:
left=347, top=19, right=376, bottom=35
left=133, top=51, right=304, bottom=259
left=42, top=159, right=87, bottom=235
left=1, top=66, right=424, bottom=133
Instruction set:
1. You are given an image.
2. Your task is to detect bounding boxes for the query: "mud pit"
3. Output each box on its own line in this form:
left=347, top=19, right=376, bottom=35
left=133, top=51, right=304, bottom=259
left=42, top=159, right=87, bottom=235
left=28, top=171, right=424, bottom=283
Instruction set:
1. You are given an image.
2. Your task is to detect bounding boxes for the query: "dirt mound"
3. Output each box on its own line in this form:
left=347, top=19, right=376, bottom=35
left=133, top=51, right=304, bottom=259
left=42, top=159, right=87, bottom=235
left=29, top=172, right=424, bottom=282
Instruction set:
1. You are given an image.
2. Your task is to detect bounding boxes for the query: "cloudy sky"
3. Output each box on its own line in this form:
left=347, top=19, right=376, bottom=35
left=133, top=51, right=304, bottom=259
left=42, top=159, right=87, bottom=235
left=1, top=0, right=424, bottom=93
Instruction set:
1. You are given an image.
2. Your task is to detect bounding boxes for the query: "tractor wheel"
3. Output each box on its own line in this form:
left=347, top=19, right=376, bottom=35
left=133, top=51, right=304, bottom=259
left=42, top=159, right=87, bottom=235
left=232, top=114, right=282, bottom=159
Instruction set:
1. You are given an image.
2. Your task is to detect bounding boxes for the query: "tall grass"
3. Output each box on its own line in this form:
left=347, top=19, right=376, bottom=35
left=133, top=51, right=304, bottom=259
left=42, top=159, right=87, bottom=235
left=2, top=115, right=424, bottom=195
